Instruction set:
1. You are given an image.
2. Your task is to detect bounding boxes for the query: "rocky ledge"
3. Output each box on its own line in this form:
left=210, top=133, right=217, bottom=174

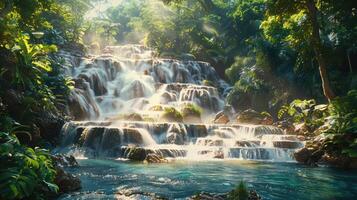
left=51, top=154, right=81, bottom=194
left=294, top=136, right=357, bottom=169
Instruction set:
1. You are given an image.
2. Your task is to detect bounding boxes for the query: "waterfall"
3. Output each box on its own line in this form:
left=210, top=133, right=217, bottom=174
left=58, top=45, right=304, bottom=162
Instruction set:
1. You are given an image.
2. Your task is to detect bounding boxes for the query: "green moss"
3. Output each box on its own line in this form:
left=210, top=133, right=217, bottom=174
left=202, top=80, right=214, bottom=87
left=160, top=107, right=183, bottom=122
left=181, top=103, right=202, bottom=118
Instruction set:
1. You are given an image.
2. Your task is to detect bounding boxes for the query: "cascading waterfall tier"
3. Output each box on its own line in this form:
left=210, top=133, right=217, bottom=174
left=58, top=44, right=304, bottom=161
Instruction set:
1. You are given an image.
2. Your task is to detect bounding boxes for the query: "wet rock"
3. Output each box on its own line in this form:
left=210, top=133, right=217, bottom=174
left=54, top=166, right=81, bottom=193
left=213, top=151, right=224, bottom=159
left=294, top=148, right=312, bottom=164
left=275, top=120, right=295, bottom=134
left=51, top=155, right=81, bottom=194
left=188, top=124, right=208, bottom=138
left=236, top=109, right=272, bottom=125
left=67, top=89, right=100, bottom=120
left=121, top=80, right=147, bottom=99
left=213, top=111, right=230, bottom=124
left=125, top=147, right=147, bottom=161
left=34, top=112, right=65, bottom=144
left=319, top=154, right=357, bottom=169
left=181, top=104, right=202, bottom=123
left=144, top=153, right=168, bottom=163
left=52, top=154, right=79, bottom=167
left=166, top=131, right=185, bottom=145
left=159, top=107, right=183, bottom=122
left=116, top=190, right=168, bottom=200
left=188, top=190, right=261, bottom=200
left=273, top=141, right=303, bottom=149
left=188, top=192, right=226, bottom=200
left=294, top=147, right=323, bottom=166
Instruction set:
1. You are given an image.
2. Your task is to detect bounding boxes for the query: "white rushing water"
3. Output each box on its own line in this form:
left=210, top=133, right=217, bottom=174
left=58, top=45, right=304, bottom=161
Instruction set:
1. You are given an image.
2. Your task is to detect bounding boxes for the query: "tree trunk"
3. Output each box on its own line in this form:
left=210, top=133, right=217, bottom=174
left=347, top=49, right=352, bottom=73
left=306, top=0, right=335, bottom=102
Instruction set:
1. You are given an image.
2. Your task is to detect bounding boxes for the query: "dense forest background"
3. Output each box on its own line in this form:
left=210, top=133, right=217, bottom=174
left=0, top=0, right=356, bottom=199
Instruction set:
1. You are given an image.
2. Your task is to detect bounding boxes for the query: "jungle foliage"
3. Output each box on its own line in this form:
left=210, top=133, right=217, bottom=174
left=0, top=0, right=90, bottom=199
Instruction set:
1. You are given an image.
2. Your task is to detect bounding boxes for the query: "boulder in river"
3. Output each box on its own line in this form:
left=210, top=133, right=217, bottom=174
left=51, top=154, right=79, bottom=167
left=54, top=166, right=81, bottom=193
left=144, top=153, right=168, bottom=163
left=52, top=154, right=81, bottom=193
left=125, top=147, right=148, bottom=161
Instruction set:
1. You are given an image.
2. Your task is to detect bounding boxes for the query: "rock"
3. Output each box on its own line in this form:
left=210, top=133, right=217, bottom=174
left=213, top=151, right=224, bottom=159
left=181, top=104, right=202, bottom=123
left=213, top=111, right=230, bottom=124
left=68, top=89, right=100, bottom=120
left=159, top=107, right=183, bottom=122
left=116, top=190, right=168, bottom=200
left=188, top=192, right=226, bottom=200
left=125, top=147, right=147, bottom=161
left=273, top=141, right=303, bottom=149
left=166, top=131, right=185, bottom=145
left=188, top=190, right=261, bottom=200
left=34, top=112, right=65, bottom=144
left=52, top=155, right=81, bottom=193
left=236, top=109, right=272, bottom=125
left=54, top=166, right=81, bottom=193
left=319, top=154, right=357, bottom=169
left=275, top=120, right=295, bottom=134
left=294, top=148, right=312, bottom=164
left=144, top=153, right=168, bottom=163
left=297, top=135, right=306, bottom=141
left=294, top=147, right=323, bottom=166
left=294, top=123, right=309, bottom=135
left=52, top=154, right=79, bottom=167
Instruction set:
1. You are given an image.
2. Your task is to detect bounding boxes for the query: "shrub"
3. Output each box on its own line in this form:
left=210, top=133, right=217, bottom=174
left=278, top=99, right=328, bottom=131
left=323, top=90, right=357, bottom=158
left=228, top=181, right=249, bottom=200
left=0, top=131, right=58, bottom=200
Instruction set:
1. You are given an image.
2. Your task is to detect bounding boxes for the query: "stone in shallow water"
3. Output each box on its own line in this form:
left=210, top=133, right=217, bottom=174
left=124, top=147, right=147, bottom=161
left=144, top=153, right=168, bottom=163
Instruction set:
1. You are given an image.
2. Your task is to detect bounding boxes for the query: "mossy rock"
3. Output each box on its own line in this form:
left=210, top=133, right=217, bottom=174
left=159, top=107, right=183, bottom=122
left=126, top=147, right=147, bottom=161
left=180, top=104, right=202, bottom=123
left=113, top=113, right=144, bottom=121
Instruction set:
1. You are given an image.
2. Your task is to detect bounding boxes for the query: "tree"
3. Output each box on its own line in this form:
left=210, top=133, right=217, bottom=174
left=263, top=0, right=337, bottom=101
